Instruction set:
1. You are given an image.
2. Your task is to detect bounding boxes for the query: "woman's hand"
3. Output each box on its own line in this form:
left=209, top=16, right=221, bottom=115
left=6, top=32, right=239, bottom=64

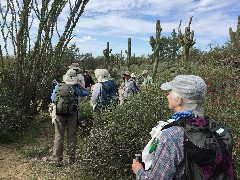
left=132, top=159, right=143, bottom=174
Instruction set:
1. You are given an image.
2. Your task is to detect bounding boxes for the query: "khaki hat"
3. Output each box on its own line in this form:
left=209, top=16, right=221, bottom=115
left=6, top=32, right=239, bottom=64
left=69, top=63, right=80, bottom=70
left=123, top=71, right=131, bottom=76
left=130, top=73, right=136, bottom=78
left=142, top=70, right=148, bottom=75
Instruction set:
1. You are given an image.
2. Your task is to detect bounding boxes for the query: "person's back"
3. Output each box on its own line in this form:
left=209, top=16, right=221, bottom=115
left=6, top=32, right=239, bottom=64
left=91, top=69, right=118, bottom=112
left=100, top=79, right=118, bottom=107
left=53, top=82, right=78, bottom=116
left=49, top=69, right=80, bottom=167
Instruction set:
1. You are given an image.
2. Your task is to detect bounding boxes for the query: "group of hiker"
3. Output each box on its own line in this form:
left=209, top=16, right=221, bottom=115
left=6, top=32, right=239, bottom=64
left=48, top=63, right=235, bottom=179
left=48, top=63, right=150, bottom=167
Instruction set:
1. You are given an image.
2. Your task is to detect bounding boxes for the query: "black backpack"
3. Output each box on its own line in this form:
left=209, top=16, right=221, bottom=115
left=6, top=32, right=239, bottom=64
left=54, top=82, right=78, bottom=116
left=162, top=117, right=234, bottom=180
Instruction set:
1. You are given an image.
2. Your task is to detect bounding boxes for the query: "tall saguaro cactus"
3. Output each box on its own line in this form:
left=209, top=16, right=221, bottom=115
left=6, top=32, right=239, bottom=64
left=229, top=16, right=240, bottom=49
left=171, top=29, right=179, bottom=60
left=178, top=16, right=196, bottom=61
left=103, top=42, right=112, bottom=69
left=150, top=20, right=162, bottom=80
left=125, top=38, right=131, bottom=70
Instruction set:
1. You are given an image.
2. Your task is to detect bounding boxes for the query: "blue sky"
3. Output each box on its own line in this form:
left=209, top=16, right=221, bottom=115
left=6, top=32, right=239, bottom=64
left=1, top=0, right=240, bottom=57
left=69, top=0, right=240, bottom=57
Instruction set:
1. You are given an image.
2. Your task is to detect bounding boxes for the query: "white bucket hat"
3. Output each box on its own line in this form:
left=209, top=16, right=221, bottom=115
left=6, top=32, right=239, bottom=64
left=94, top=69, right=110, bottom=83
left=63, top=69, right=78, bottom=85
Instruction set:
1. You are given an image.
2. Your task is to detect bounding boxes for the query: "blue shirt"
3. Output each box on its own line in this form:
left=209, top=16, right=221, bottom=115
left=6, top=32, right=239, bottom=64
left=51, top=82, right=59, bottom=103
left=51, top=83, right=82, bottom=103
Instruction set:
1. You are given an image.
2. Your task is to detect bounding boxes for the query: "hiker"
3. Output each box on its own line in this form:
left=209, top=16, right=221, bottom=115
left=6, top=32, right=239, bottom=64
left=83, top=70, right=94, bottom=89
left=120, top=71, right=134, bottom=102
left=91, top=69, right=118, bottom=114
left=132, top=75, right=234, bottom=179
left=83, top=70, right=94, bottom=99
left=49, top=69, right=82, bottom=167
left=130, top=73, right=139, bottom=94
left=141, top=70, right=153, bottom=87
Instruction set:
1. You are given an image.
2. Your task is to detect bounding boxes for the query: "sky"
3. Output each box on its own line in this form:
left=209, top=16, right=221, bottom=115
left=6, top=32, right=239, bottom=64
left=1, top=0, right=240, bottom=57
left=70, top=0, right=240, bottom=57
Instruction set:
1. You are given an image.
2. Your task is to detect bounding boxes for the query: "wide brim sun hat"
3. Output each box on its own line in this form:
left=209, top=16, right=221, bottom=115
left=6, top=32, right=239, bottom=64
left=123, top=71, right=131, bottom=76
left=130, top=73, right=136, bottom=78
left=63, top=69, right=78, bottom=85
left=94, top=69, right=110, bottom=83
left=69, top=62, right=80, bottom=70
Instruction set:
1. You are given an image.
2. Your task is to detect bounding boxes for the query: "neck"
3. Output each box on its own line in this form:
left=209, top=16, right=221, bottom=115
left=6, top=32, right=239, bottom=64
left=173, top=106, right=185, bottom=113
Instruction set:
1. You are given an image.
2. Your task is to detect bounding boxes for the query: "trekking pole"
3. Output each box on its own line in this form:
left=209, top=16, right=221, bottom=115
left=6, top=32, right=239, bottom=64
left=135, top=153, right=142, bottom=163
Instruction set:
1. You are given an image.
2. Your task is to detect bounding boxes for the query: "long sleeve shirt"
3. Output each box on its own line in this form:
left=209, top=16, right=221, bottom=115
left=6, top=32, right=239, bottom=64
left=136, top=126, right=185, bottom=180
left=121, top=79, right=134, bottom=98
left=91, top=82, right=102, bottom=110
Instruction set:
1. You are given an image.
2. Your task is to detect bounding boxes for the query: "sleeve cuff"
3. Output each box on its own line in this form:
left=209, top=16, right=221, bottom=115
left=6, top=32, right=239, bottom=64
left=136, top=168, right=145, bottom=180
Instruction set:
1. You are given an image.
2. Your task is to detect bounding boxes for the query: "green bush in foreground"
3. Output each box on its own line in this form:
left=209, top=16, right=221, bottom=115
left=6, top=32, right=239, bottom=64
left=80, top=61, right=240, bottom=179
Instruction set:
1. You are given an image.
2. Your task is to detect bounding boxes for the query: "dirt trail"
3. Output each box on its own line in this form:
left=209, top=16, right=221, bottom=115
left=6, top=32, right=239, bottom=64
left=0, top=145, right=31, bottom=180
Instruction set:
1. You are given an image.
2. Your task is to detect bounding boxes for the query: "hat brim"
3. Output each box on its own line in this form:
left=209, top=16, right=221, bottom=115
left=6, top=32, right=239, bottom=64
left=160, top=82, right=173, bottom=91
left=69, top=66, right=80, bottom=70
left=63, top=75, right=78, bottom=85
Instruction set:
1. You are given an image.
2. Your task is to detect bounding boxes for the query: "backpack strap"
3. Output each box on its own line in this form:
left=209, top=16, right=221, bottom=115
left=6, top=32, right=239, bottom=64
left=161, top=117, right=194, bottom=130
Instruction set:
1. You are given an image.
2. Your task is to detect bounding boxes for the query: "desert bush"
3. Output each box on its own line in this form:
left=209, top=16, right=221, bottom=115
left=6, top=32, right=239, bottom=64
left=80, top=61, right=240, bottom=179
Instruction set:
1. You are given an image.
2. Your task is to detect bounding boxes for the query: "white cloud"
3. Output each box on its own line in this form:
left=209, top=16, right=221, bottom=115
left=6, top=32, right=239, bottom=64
left=71, top=36, right=96, bottom=43
left=1, top=0, right=240, bottom=57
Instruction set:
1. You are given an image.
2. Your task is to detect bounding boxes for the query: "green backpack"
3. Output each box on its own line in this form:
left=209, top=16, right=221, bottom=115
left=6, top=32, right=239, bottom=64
left=54, top=82, right=78, bottom=116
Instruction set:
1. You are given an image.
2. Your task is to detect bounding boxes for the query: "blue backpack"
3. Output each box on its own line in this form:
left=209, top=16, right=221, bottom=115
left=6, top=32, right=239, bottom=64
left=98, top=80, right=119, bottom=108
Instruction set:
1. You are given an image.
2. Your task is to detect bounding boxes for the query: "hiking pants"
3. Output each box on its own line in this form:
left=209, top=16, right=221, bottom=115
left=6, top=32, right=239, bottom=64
left=53, top=113, right=77, bottom=161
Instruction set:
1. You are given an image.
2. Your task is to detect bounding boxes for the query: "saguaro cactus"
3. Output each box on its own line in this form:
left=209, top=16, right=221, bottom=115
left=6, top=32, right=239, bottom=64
left=229, top=16, right=240, bottom=49
left=150, top=20, right=162, bottom=80
left=125, top=38, right=131, bottom=70
left=178, top=16, right=196, bottom=61
left=171, top=29, right=180, bottom=60
left=103, top=42, right=112, bottom=68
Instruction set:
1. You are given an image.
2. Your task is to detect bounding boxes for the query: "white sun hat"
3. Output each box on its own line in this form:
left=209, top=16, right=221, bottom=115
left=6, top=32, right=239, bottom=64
left=63, top=69, right=78, bottom=85
left=94, top=69, right=110, bottom=83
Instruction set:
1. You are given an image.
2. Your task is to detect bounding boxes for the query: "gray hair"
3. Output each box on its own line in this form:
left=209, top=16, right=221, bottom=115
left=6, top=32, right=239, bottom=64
left=171, top=91, right=205, bottom=117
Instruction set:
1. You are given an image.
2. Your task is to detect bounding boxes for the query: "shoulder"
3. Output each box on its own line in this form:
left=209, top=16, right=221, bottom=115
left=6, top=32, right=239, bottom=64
left=158, top=126, right=184, bottom=143
left=94, top=83, right=102, bottom=88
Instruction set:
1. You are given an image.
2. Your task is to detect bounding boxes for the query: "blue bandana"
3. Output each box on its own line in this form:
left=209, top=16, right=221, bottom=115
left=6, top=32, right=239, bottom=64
left=172, top=111, right=194, bottom=121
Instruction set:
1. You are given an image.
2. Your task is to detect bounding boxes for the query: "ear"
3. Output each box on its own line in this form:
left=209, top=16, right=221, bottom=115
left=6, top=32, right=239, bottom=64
left=177, top=97, right=184, bottom=106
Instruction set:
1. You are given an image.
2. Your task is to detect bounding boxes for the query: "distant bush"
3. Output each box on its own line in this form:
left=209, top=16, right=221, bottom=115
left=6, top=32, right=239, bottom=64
left=80, top=61, right=240, bottom=179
